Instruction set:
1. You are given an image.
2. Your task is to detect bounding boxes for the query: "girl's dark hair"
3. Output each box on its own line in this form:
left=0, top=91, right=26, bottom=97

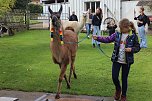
left=130, top=21, right=136, bottom=34
left=97, top=7, right=103, bottom=19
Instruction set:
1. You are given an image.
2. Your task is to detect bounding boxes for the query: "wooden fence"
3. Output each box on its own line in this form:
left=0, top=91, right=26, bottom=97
left=0, top=9, right=29, bottom=33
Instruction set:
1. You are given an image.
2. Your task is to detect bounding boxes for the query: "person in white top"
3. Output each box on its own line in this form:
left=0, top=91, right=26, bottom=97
left=85, top=9, right=93, bottom=38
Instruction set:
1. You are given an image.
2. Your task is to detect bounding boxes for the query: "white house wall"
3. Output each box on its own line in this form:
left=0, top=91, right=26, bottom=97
left=122, top=1, right=152, bottom=32
left=81, top=0, right=121, bottom=21
left=122, top=1, right=139, bottom=22
left=102, top=0, right=121, bottom=22
left=41, top=0, right=122, bottom=31
left=43, top=3, right=70, bottom=20
left=122, top=1, right=152, bottom=22
left=73, top=0, right=121, bottom=30
left=69, top=0, right=82, bottom=21
left=42, top=0, right=121, bottom=21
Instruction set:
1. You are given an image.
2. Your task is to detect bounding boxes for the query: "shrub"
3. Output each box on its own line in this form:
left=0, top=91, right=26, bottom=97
left=28, top=4, right=43, bottom=13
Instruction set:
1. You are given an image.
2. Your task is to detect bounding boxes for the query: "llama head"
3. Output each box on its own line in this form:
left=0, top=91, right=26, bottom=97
left=81, top=12, right=87, bottom=23
left=83, top=12, right=87, bottom=18
left=48, top=5, right=63, bottom=29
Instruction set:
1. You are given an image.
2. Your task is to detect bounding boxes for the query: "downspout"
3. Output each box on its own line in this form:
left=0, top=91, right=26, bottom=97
left=120, top=0, right=122, bottom=20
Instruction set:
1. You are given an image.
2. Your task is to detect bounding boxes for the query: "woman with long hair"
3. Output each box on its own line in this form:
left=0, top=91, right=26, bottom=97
left=92, top=7, right=103, bottom=48
left=134, top=7, right=150, bottom=48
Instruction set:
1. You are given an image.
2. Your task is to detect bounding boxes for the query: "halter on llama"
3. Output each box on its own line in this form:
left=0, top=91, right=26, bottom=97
left=50, top=19, right=64, bottom=45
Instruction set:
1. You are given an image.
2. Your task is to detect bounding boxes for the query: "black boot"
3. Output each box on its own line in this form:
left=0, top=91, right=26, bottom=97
left=93, top=44, right=95, bottom=48
left=98, top=44, right=100, bottom=47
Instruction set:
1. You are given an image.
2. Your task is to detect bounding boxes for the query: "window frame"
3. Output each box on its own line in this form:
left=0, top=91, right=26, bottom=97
left=84, top=1, right=100, bottom=13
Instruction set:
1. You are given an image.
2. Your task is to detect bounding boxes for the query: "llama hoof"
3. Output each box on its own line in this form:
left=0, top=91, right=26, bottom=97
left=55, top=94, right=60, bottom=99
left=74, top=74, right=77, bottom=79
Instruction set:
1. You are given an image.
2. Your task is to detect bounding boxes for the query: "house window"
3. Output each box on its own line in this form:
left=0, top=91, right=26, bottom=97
left=91, top=2, right=95, bottom=13
left=42, top=0, right=68, bottom=4
left=86, top=2, right=90, bottom=10
left=42, top=0, right=55, bottom=4
left=96, top=2, right=100, bottom=9
left=84, top=1, right=100, bottom=13
left=57, top=0, right=68, bottom=3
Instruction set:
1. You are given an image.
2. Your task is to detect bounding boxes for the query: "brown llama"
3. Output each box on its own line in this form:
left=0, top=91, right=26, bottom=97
left=48, top=5, right=78, bottom=99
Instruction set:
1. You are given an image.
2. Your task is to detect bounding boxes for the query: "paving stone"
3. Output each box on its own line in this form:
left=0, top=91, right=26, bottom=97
left=0, top=97, right=19, bottom=101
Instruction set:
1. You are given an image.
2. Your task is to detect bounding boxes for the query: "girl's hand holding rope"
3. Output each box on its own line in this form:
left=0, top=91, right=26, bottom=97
left=93, top=35, right=132, bottom=53
left=125, top=48, right=132, bottom=52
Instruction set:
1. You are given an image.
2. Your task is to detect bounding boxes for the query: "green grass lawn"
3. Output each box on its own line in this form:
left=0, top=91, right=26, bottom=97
left=0, top=30, right=152, bottom=101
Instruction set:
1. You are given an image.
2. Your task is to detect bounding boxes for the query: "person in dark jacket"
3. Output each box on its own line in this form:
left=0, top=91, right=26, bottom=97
left=107, top=21, right=117, bottom=36
left=69, top=11, right=78, bottom=21
left=93, top=18, right=140, bottom=101
left=92, top=7, right=102, bottom=48
left=134, top=7, right=150, bottom=48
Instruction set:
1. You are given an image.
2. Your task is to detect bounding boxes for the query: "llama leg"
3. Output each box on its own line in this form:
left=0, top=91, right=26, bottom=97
left=68, top=65, right=77, bottom=84
left=69, top=56, right=77, bottom=83
left=71, top=56, right=77, bottom=79
left=69, top=66, right=73, bottom=84
left=55, top=64, right=67, bottom=99
left=73, top=65, right=77, bottom=79
left=59, top=64, right=70, bottom=88
left=64, top=74, right=71, bottom=89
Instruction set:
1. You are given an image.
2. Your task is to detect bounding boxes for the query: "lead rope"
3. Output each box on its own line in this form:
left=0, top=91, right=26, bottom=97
left=95, top=41, right=111, bottom=58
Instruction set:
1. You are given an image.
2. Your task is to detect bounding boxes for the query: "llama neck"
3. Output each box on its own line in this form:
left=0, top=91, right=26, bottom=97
left=79, top=17, right=87, bottom=30
left=51, top=30, right=62, bottom=60
left=53, top=34, right=61, bottom=46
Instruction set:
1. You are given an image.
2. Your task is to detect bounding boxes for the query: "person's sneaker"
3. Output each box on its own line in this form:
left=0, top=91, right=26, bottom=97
left=121, top=95, right=127, bottom=101
left=93, top=44, right=95, bottom=48
left=141, top=47, right=147, bottom=48
left=114, top=89, right=121, bottom=100
left=87, top=35, right=90, bottom=39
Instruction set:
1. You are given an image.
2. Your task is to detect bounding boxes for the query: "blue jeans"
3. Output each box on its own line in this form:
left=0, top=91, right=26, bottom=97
left=138, top=25, right=147, bottom=48
left=112, top=62, right=131, bottom=96
left=92, top=26, right=101, bottom=44
left=86, top=23, right=91, bottom=36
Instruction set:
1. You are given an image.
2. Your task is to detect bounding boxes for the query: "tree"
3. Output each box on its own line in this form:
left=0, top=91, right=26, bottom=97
left=149, top=5, right=152, bottom=11
left=0, top=0, right=16, bottom=17
left=28, top=4, right=43, bottom=13
left=13, top=0, right=31, bottom=10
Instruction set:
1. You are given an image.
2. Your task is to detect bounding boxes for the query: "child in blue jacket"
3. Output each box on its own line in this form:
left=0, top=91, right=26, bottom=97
left=93, top=18, right=140, bottom=101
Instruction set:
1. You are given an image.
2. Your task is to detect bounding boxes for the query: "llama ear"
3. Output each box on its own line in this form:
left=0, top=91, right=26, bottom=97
left=48, top=6, right=53, bottom=14
left=58, top=5, right=63, bottom=14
